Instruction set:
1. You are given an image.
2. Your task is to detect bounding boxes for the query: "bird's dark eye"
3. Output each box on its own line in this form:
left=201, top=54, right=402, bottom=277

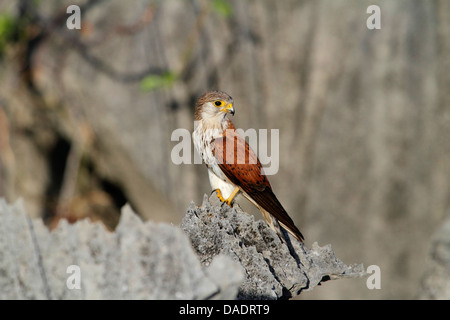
left=214, top=101, right=222, bottom=107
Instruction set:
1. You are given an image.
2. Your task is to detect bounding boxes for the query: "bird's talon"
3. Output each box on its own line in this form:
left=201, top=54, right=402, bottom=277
left=215, top=189, right=226, bottom=202
left=225, top=187, right=239, bottom=207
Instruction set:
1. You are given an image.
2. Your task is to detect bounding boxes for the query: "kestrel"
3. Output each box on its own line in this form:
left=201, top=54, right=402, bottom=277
left=193, top=90, right=304, bottom=242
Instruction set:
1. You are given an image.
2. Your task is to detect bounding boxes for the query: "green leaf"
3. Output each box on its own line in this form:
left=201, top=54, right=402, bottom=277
left=140, top=72, right=177, bottom=91
left=211, top=0, right=233, bottom=18
left=0, top=13, right=16, bottom=54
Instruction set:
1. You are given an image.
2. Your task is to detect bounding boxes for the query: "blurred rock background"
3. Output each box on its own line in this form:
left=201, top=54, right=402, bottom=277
left=0, top=0, right=448, bottom=299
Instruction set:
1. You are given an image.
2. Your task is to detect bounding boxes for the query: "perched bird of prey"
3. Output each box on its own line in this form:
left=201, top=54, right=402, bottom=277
left=193, top=90, right=304, bottom=242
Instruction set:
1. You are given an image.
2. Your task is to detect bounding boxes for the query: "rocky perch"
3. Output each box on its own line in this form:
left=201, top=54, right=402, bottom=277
left=182, top=194, right=365, bottom=299
left=0, top=195, right=365, bottom=300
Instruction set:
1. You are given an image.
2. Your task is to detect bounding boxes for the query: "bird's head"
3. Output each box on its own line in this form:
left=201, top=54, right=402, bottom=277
left=194, top=90, right=235, bottom=121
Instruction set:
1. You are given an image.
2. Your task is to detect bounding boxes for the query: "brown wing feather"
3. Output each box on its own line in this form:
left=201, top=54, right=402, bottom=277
left=212, top=124, right=304, bottom=241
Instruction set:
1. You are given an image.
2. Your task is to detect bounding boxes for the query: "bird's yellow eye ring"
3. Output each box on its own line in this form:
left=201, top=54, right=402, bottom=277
left=214, top=100, right=223, bottom=107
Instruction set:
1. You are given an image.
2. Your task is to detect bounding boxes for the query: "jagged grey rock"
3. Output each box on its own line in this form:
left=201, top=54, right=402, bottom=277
left=418, top=215, right=450, bottom=299
left=181, top=194, right=366, bottom=299
left=0, top=198, right=242, bottom=300
left=0, top=196, right=364, bottom=300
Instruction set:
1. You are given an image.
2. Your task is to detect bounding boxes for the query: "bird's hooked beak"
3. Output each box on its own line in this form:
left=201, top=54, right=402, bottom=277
left=221, top=103, right=235, bottom=116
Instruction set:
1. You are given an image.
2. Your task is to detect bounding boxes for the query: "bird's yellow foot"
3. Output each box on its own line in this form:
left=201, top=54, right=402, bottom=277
left=225, top=198, right=233, bottom=206
left=214, top=188, right=240, bottom=207
left=215, top=189, right=226, bottom=202
left=225, top=187, right=240, bottom=206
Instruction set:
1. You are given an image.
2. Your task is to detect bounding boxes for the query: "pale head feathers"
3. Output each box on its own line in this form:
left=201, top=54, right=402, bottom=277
left=194, top=90, right=234, bottom=121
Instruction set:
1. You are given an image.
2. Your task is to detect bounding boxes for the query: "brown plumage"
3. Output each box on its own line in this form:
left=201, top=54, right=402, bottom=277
left=192, top=90, right=304, bottom=242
